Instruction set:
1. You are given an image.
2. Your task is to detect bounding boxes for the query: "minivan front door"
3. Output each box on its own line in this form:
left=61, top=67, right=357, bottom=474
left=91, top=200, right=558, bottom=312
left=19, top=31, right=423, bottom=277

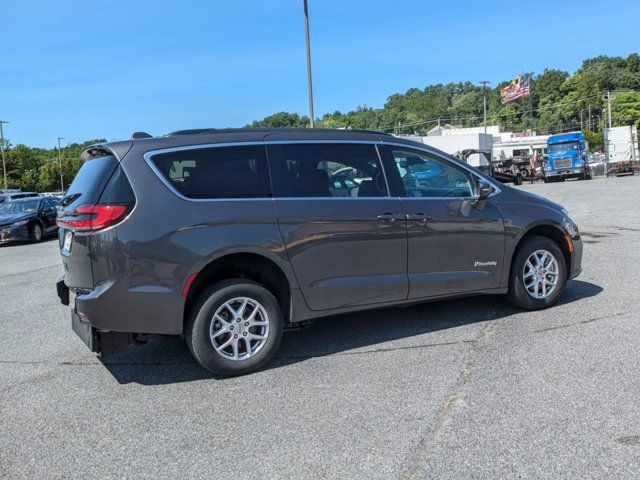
left=268, top=142, right=408, bottom=311
left=382, top=145, right=505, bottom=299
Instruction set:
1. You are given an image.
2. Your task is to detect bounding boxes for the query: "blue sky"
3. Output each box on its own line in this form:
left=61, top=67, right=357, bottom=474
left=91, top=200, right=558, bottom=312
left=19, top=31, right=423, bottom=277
left=2, top=0, right=638, bottom=147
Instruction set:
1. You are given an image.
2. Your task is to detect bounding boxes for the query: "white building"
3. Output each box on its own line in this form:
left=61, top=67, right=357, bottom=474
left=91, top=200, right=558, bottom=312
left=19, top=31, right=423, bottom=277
left=399, top=124, right=550, bottom=164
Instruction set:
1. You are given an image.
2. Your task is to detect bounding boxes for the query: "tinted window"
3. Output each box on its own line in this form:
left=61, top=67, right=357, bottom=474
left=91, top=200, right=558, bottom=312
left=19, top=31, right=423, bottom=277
left=388, top=148, right=474, bottom=198
left=275, top=143, right=387, bottom=198
left=40, top=198, right=52, bottom=210
left=98, top=166, right=135, bottom=205
left=43, top=197, right=60, bottom=209
left=0, top=198, right=40, bottom=215
left=151, top=145, right=271, bottom=199
left=61, top=155, right=119, bottom=212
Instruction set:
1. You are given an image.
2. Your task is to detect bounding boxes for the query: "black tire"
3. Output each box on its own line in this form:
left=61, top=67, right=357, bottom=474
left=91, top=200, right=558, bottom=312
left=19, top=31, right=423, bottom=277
left=185, top=279, right=284, bottom=376
left=30, top=223, right=43, bottom=243
left=514, top=173, right=524, bottom=185
left=506, top=235, right=567, bottom=310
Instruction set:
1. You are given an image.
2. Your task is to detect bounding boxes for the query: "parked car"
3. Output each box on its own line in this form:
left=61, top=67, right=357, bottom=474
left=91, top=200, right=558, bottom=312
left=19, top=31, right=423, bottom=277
left=0, top=196, right=60, bottom=243
left=0, top=190, right=39, bottom=204
left=56, top=129, right=583, bottom=376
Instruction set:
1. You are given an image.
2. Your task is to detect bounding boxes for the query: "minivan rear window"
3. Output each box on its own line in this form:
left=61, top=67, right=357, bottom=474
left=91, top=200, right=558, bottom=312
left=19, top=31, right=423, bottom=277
left=60, top=155, right=119, bottom=212
left=150, top=145, right=271, bottom=199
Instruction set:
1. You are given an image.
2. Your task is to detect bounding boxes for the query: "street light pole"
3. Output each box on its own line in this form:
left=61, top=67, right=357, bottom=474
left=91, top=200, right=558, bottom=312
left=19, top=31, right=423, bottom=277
left=57, top=137, right=65, bottom=192
left=0, top=121, right=8, bottom=191
left=480, top=81, right=489, bottom=135
left=303, top=0, right=315, bottom=128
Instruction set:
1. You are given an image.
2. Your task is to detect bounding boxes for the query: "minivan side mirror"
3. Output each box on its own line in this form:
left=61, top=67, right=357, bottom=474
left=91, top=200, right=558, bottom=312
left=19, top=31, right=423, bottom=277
left=477, top=181, right=493, bottom=200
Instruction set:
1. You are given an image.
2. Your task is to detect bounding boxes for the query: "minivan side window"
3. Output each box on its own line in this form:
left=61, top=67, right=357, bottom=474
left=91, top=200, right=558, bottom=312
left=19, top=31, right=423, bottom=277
left=387, top=147, right=475, bottom=198
left=275, top=143, right=387, bottom=198
left=150, top=145, right=271, bottom=199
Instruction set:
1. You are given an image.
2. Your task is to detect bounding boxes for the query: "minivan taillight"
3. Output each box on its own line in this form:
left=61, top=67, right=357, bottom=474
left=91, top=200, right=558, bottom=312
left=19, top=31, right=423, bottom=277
left=57, top=205, right=128, bottom=232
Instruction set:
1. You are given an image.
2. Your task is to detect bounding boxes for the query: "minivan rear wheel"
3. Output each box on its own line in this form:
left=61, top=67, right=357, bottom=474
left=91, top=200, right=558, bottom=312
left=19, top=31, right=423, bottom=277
left=185, top=279, right=284, bottom=376
left=506, top=235, right=567, bottom=310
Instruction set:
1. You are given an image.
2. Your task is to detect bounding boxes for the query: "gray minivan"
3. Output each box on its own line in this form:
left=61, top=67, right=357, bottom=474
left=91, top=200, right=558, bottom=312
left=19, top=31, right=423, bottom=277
left=56, top=129, right=583, bottom=376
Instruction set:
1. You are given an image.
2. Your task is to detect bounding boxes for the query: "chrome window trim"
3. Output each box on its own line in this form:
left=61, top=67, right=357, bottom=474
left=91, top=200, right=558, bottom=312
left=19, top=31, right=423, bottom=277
left=143, top=138, right=501, bottom=202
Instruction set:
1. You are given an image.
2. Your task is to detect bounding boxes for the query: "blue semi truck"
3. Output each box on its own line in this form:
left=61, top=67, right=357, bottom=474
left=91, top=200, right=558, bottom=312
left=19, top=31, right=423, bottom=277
left=544, top=131, right=592, bottom=182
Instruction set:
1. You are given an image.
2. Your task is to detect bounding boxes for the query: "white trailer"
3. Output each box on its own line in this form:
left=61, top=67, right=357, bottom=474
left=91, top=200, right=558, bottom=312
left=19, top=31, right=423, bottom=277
left=396, top=133, right=493, bottom=168
left=605, top=125, right=639, bottom=164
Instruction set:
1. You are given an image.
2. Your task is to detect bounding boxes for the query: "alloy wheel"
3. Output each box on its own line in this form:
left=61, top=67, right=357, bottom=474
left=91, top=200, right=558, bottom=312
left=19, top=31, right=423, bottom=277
left=210, top=297, right=270, bottom=361
left=522, top=249, right=559, bottom=299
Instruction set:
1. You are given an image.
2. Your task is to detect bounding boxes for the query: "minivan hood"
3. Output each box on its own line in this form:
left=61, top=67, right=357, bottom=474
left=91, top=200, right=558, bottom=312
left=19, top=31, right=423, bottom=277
left=506, top=187, right=565, bottom=213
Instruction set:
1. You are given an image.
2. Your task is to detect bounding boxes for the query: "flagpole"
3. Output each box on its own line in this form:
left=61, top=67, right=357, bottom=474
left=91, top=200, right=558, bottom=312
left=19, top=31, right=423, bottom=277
left=529, top=74, right=533, bottom=133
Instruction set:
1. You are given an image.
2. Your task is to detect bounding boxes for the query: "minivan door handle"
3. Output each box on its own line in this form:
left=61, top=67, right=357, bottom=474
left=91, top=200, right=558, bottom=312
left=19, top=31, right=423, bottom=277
left=406, top=213, right=433, bottom=225
left=377, top=213, right=400, bottom=223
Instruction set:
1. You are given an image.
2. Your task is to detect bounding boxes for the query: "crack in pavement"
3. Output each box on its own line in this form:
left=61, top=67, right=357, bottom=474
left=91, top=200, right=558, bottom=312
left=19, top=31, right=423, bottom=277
left=402, top=322, right=494, bottom=479
left=534, top=311, right=630, bottom=333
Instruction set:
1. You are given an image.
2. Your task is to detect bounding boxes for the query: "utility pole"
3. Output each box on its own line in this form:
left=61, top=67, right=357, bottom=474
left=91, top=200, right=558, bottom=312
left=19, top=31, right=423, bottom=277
left=0, top=121, right=8, bottom=191
left=57, top=137, right=65, bottom=192
left=603, top=91, right=615, bottom=129
left=480, top=81, right=489, bottom=135
left=303, top=0, right=315, bottom=128
left=588, top=105, right=592, bottom=131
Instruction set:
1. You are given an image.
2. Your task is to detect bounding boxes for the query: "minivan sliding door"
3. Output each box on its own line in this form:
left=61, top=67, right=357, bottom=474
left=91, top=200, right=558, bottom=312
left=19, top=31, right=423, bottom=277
left=267, top=142, right=408, bottom=311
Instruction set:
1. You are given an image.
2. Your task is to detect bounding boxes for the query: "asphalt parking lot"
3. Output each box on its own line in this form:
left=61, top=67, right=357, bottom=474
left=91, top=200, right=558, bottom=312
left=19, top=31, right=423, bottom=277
left=1, top=176, right=639, bottom=479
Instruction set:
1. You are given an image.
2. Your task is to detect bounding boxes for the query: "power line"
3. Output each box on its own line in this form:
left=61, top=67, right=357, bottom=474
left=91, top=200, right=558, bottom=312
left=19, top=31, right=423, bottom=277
left=379, top=88, right=637, bottom=133
left=381, top=93, right=601, bottom=131
left=382, top=91, right=608, bottom=132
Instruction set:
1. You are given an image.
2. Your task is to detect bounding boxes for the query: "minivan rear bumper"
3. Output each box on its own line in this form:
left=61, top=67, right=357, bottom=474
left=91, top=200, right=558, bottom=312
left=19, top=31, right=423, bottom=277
left=57, top=277, right=151, bottom=356
left=71, top=310, right=139, bottom=356
left=57, top=274, right=184, bottom=334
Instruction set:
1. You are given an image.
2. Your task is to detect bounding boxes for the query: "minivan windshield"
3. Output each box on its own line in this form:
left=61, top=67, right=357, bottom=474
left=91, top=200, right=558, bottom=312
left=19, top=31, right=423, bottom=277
left=0, top=198, right=40, bottom=215
left=549, top=142, right=581, bottom=154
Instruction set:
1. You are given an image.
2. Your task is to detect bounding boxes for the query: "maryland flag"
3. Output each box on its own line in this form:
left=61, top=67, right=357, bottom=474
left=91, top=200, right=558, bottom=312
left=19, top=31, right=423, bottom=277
left=499, top=74, right=531, bottom=104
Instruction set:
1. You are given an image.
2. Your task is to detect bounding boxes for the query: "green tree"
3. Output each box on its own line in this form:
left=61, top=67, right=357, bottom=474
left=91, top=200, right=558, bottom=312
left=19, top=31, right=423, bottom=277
left=584, top=131, right=604, bottom=151
left=248, top=112, right=310, bottom=128
left=611, top=91, right=640, bottom=128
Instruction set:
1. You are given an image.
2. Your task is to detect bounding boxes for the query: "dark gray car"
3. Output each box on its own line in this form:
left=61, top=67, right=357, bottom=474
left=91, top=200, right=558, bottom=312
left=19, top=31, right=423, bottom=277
left=56, top=129, right=583, bottom=376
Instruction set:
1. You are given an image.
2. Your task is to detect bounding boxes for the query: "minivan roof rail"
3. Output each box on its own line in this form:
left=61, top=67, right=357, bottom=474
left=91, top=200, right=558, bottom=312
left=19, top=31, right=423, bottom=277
left=165, top=128, right=392, bottom=136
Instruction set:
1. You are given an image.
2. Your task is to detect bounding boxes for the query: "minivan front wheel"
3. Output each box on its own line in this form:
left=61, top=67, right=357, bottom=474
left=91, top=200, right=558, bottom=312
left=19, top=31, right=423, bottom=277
left=506, top=235, right=567, bottom=310
left=185, top=279, right=284, bottom=376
